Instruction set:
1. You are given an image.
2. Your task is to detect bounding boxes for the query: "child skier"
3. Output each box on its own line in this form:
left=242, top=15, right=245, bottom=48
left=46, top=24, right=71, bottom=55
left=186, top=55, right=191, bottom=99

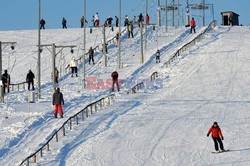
left=207, top=122, right=225, bottom=152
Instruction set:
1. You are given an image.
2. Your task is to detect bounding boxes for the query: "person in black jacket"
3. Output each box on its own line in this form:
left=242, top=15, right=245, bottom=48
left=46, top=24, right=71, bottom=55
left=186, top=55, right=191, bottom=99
left=26, top=70, right=35, bottom=90
left=40, top=18, right=46, bottom=29
left=62, top=17, right=67, bottom=29
left=52, top=88, right=64, bottom=118
left=115, top=16, right=119, bottom=27
left=1, top=70, right=10, bottom=94
left=89, top=47, right=94, bottom=65
left=107, top=17, right=113, bottom=27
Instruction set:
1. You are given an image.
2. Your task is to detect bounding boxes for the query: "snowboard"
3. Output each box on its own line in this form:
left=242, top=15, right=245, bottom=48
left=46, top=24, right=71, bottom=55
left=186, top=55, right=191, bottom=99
left=212, top=149, right=230, bottom=154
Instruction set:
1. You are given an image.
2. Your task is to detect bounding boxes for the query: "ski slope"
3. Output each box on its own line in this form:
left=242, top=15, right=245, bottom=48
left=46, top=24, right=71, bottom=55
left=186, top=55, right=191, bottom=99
left=0, top=25, right=205, bottom=165
left=1, top=25, right=249, bottom=166
left=62, top=26, right=250, bottom=166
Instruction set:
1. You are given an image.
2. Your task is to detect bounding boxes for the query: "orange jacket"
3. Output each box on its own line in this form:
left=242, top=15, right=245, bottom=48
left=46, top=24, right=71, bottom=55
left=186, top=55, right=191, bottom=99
left=207, top=126, right=223, bottom=138
left=190, top=19, right=196, bottom=27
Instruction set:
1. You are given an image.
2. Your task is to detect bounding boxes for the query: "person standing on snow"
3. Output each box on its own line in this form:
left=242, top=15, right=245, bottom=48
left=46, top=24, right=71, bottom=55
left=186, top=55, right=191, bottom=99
left=190, top=17, right=196, bottom=33
left=70, top=57, right=78, bottom=77
left=138, top=13, right=144, bottom=27
left=1, top=70, right=10, bottom=94
left=26, top=70, right=35, bottom=90
left=124, top=15, right=129, bottom=27
left=156, top=50, right=160, bottom=63
left=52, top=87, right=64, bottom=118
left=81, top=16, right=88, bottom=28
left=145, top=14, right=150, bottom=25
left=115, top=16, right=119, bottom=27
left=89, top=47, right=94, bottom=65
left=107, top=16, right=113, bottom=27
left=207, top=122, right=225, bottom=152
left=111, top=70, right=120, bottom=92
left=40, top=18, right=46, bottom=29
left=62, top=17, right=67, bottom=29
left=94, top=13, right=100, bottom=27
left=128, top=22, right=134, bottom=38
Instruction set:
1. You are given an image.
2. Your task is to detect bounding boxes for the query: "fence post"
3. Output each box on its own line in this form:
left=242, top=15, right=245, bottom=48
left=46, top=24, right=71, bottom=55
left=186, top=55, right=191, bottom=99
left=76, top=115, right=79, bottom=125
left=46, top=143, right=49, bottom=151
left=33, top=154, right=36, bottom=163
left=69, top=118, right=72, bottom=130
left=86, top=108, right=88, bottom=118
left=95, top=102, right=97, bottom=112
left=63, top=125, right=66, bottom=136
left=82, top=110, right=85, bottom=121
left=26, top=159, right=29, bottom=166
left=40, top=149, right=43, bottom=158
left=56, top=132, right=58, bottom=142
left=90, top=105, right=93, bottom=114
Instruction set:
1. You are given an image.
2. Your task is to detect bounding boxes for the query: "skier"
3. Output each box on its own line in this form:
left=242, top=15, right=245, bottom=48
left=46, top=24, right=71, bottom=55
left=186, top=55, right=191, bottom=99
left=70, top=57, right=78, bottom=77
left=128, top=22, right=134, bottom=38
left=114, top=33, right=119, bottom=47
left=1, top=70, right=10, bottom=94
left=52, top=87, right=64, bottom=118
left=145, top=14, right=150, bottom=25
left=190, top=18, right=196, bottom=33
left=26, top=70, right=35, bottom=91
left=207, top=122, right=225, bottom=152
left=55, top=67, right=59, bottom=83
left=94, top=13, right=100, bottom=27
left=40, top=18, right=46, bottom=29
left=89, top=47, right=94, bottom=65
left=124, top=15, right=129, bottom=27
left=156, top=50, right=160, bottom=63
left=81, top=16, right=88, bottom=28
left=138, top=13, right=144, bottom=27
left=115, top=16, right=119, bottom=27
left=107, top=16, right=113, bottom=27
left=111, top=70, right=120, bottom=92
left=62, top=17, right=67, bottom=29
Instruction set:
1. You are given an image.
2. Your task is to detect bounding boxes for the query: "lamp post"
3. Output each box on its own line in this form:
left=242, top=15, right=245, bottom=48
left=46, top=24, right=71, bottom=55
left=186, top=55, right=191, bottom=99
left=118, top=0, right=121, bottom=69
left=37, top=0, right=41, bottom=99
left=83, top=0, right=86, bottom=88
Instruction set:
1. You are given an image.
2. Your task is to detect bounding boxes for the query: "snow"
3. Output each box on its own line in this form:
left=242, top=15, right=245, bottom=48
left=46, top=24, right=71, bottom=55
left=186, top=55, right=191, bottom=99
left=1, top=25, right=250, bottom=166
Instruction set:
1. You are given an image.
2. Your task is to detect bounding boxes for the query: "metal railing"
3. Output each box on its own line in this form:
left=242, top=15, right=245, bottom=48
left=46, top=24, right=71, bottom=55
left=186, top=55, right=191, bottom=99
left=9, top=82, right=26, bottom=91
left=164, top=20, right=217, bottom=67
left=150, top=72, right=158, bottom=81
left=19, top=94, right=115, bottom=166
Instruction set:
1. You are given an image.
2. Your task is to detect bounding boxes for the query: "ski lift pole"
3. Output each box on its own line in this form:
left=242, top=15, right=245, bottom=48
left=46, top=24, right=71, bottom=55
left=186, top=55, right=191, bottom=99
left=83, top=0, right=86, bottom=89
left=102, top=25, right=107, bottom=67
left=144, top=0, right=148, bottom=50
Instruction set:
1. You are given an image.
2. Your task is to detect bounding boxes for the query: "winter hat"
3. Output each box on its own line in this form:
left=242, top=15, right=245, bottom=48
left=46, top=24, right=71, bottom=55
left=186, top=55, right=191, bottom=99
left=213, top=122, right=218, bottom=125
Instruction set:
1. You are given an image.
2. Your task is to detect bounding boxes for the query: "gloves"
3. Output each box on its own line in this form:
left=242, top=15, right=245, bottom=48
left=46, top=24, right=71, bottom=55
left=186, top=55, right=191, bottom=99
left=207, top=134, right=209, bottom=137
left=221, top=137, right=224, bottom=140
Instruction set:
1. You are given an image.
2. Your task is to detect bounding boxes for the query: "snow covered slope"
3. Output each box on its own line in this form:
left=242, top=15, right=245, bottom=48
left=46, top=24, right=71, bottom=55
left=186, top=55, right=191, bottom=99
left=43, top=26, right=250, bottom=165
left=0, top=26, right=207, bottom=165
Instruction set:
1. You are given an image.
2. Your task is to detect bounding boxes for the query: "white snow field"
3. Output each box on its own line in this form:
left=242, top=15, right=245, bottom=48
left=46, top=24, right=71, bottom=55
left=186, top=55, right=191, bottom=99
left=1, top=24, right=250, bottom=166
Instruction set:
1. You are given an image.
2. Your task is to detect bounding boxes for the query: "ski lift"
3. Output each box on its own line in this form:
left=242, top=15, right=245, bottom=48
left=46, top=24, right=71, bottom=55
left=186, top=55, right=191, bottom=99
left=39, top=48, right=43, bottom=53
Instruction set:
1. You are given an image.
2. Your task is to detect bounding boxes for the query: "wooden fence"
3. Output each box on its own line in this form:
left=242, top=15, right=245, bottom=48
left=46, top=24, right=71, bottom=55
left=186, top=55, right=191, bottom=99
left=19, top=94, right=115, bottom=166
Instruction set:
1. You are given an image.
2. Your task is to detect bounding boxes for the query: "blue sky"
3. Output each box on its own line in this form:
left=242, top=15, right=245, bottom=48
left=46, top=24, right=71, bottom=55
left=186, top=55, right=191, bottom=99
left=0, top=0, right=249, bottom=30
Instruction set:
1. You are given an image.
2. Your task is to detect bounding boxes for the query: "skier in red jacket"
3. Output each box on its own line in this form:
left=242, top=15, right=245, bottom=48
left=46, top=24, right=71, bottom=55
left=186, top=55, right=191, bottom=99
left=190, top=18, right=196, bottom=34
left=111, top=70, right=120, bottom=92
left=207, top=122, right=225, bottom=152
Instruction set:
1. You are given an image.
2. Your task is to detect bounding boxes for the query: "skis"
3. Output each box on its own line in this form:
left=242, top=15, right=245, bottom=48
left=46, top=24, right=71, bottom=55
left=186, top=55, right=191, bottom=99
left=212, top=149, right=230, bottom=154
